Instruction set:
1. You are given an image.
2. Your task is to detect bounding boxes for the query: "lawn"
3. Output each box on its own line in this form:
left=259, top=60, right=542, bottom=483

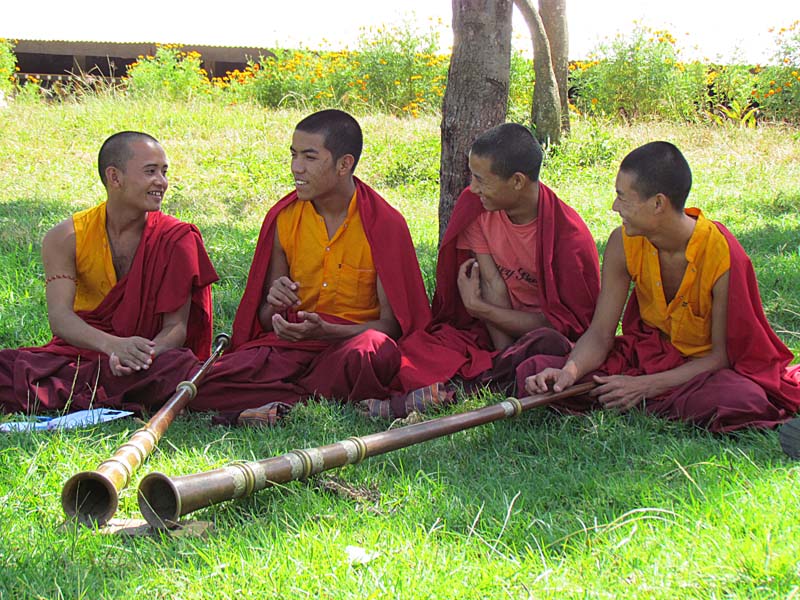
left=1, top=97, right=799, bottom=598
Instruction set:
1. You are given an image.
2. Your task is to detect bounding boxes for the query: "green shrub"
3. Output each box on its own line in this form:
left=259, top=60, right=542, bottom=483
left=570, top=25, right=707, bottom=121
left=124, top=45, right=212, bottom=100
left=507, top=50, right=536, bottom=124
left=0, top=38, right=17, bottom=96
left=753, top=21, right=800, bottom=122
left=707, top=64, right=758, bottom=110
left=221, top=21, right=448, bottom=117
left=353, top=20, right=448, bottom=116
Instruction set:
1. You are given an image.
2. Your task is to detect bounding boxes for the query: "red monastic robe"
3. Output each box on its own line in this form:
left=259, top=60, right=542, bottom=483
left=190, top=178, right=431, bottom=412
left=397, top=183, right=600, bottom=391
left=0, top=211, right=218, bottom=415
left=516, top=221, right=800, bottom=432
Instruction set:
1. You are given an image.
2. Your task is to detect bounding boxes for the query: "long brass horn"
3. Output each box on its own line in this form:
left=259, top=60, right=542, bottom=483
left=137, top=381, right=596, bottom=529
left=61, top=332, right=231, bottom=527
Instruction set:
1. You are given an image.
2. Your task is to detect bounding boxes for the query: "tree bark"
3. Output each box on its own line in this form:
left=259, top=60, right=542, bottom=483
left=438, top=0, right=513, bottom=244
left=539, top=0, right=570, bottom=132
left=514, top=0, right=561, bottom=144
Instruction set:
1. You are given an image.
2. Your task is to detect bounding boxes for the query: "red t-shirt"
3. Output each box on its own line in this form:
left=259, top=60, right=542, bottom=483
left=457, top=210, right=541, bottom=312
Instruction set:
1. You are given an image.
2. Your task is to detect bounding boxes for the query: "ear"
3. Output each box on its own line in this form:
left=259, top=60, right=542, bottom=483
left=652, top=192, right=669, bottom=214
left=105, top=166, right=122, bottom=188
left=337, top=154, right=355, bottom=175
left=511, top=172, right=528, bottom=190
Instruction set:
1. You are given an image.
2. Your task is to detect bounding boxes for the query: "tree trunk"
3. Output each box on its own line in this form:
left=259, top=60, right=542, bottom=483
left=514, top=0, right=561, bottom=145
left=438, top=0, right=513, bottom=244
left=539, top=0, right=570, bottom=132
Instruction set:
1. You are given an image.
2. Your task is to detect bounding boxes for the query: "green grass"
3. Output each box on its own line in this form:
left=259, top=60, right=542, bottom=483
left=1, top=97, right=800, bottom=598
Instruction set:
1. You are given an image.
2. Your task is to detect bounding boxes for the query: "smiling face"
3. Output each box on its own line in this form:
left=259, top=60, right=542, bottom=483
left=467, top=152, right=519, bottom=212
left=291, top=129, right=350, bottom=203
left=612, top=169, right=654, bottom=236
left=108, top=139, right=168, bottom=212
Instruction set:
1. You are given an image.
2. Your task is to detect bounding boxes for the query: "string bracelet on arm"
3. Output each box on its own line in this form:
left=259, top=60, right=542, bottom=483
left=45, top=274, right=78, bottom=285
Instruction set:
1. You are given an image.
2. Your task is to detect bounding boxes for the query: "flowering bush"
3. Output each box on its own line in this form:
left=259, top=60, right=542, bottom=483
left=753, top=22, right=800, bottom=122
left=706, top=64, right=758, bottom=112
left=124, top=45, right=212, bottom=100
left=0, top=38, right=17, bottom=96
left=570, top=25, right=707, bottom=121
left=219, top=21, right=449, bottom=117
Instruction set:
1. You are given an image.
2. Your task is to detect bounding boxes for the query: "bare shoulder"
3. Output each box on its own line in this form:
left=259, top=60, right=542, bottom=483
left=607, top=226, right=624, bottom=246
left=41, top=217, right=76, bottom=268
left=602, top=227, right=626, bottom=264
left=42, top=217, right=75, bottom=248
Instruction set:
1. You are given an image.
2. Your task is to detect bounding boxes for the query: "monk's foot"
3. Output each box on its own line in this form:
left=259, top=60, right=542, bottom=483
left=237, top=401, right=293, bottom=427
left=404, top=383, right=456, bottom=416
left=779, top=417, right=800, bottom=459
left=355, top=398, right=394, bottom=420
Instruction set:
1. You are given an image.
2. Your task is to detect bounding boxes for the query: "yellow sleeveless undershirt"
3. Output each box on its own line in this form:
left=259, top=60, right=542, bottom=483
left=72, top=202, right=117, bottom=312
left=622, top=208, right=730, bottom=357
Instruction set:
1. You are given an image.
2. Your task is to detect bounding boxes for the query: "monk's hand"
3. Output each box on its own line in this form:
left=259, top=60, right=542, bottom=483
left=267, top=276, right=301, bottom=312
left=109, top=352, right=134, bottom=377
left=108, top=336, right=155, bottom=376
left=590, top=374, right=647, bottom=412
left=272, top=311, right=327, bottom=341
left=456, top=258, right=482, bottom=315
left=525, top=367, right=576, bottom=395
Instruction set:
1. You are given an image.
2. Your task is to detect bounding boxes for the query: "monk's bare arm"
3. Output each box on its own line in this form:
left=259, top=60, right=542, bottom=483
left=461, top=253, right=551, bottom=350
left=364, top=275, right=402, bottom=339
left=42, top=219, right=155, bottom=372
left=151, top=297, right=192, bottom=356
left=258, top=230, right=294, bottom=331
left=526, top=227, right=630, bottom=393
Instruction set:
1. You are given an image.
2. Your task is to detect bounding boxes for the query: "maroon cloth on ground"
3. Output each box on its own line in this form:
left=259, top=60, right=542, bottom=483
left=515, top=222, right=800, bottom=432
left=484, top=327, right=573, bottom=393
left=0, top=347, right=201, bottom=415
left=0, top=211, right=218, bottom=414
left=192, top=328, right=402, bottom=413
left=397, top=183, right=600, bottom=391
left=192, top=180, right=430, bottom=412
left=515, top=355, right=793, bottom=433
left=363, top=327, right=573, bottom=421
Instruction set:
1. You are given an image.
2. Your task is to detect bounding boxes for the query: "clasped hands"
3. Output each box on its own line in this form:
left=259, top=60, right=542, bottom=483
left=108, top=336, right=155, bottom=377
left=525, top=366, right=649, bottom=412
left=267, top=276, right=329, bottom=341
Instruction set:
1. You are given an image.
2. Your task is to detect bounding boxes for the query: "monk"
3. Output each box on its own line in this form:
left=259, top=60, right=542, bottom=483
left=362, top=123, right=600, bottom=419
left=0, top=131, right=218, bottom=415
left=521, top=141, right=800, bottom=432
left=191, top=109, right=430, bottom=425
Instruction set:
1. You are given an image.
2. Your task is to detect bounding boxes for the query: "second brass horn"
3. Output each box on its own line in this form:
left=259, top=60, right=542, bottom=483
left=137, top=382, right=596, bottom=529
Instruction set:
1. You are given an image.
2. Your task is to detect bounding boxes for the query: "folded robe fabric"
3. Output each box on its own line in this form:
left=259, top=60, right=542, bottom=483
left=397, top=183, right=600, bottom=391
left=602, top=221, right=800, bottom=414
left=230, top=177, right=431, bottom=353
